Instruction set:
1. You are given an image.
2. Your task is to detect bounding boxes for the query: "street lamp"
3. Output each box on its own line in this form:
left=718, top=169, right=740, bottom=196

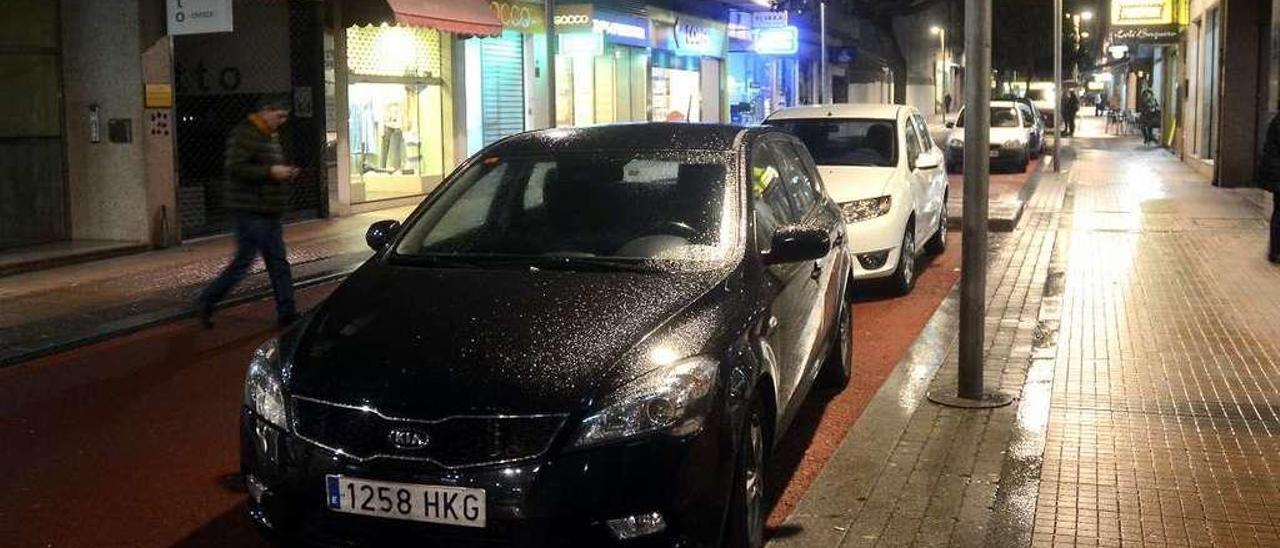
left=1080, top=10, right=1094, bottom=22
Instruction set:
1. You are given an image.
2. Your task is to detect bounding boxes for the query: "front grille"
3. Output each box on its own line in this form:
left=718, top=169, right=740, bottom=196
left=291, top=397, right=567, bottom=468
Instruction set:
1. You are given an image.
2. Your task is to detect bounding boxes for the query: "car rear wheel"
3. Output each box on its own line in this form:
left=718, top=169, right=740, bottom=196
left=924, top=198, right=948, bottom=255
left=726, top=400, right=766, bottom=548
left=890, top=225, right=917, bottom=296
left=819, top=299, right=852, bottom=389
left=1018, top=151, right=1029, bottom=172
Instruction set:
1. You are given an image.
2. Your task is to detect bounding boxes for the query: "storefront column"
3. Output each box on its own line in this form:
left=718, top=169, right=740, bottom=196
left=331, top=0, right=352, bottom=217
left=1217, top=0, right=1266, bottom=187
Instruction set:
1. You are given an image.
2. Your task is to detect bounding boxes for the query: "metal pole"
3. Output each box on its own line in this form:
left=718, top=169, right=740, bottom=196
left=820, top=1, right=828, bottom=104
left=545, top=0, right=557, bottom=128
left=957, top=0, right=991, bottom=401
left=1053, top=0, right=1063, bottom=171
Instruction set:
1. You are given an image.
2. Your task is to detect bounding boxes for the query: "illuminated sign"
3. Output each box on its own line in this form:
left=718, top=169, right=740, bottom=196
left=554, top=5, right=648, bottom=48
left=558, top=32, right=604, bottom=57
left=752, top=11, right=788, bottom=29
left=753, top=26, right=798, bottom=55
left=490, top=0, right=544, bottom=33
left=1110, top=0, right=1173, bottom=26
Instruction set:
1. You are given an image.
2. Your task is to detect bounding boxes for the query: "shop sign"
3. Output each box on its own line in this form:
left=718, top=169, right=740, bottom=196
left=144, top=84, right=174, bottom=108
left=1109, top=24, right=1180, bottom=45
left=673, top=17, right=726, bottom=57
left=727, top=11, right=752, bottom=41
left=593, top=12, right=649, bottom=48
left=553, top=4, right=594, bottom=32
left=1110, top=0, right=1174, bottom=27
left=753, top=26, right=798, bottom=55
left=491, top=0, right=544, bottom=33
left=558, top=32, right=604, bottom=57
left=752, top=11, right=788, bottom=29
left=167, top=0, right=233, bottom=35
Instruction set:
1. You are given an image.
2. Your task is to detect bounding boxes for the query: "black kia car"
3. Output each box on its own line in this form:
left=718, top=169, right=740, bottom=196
left=241, top=123, right=853, bottom=547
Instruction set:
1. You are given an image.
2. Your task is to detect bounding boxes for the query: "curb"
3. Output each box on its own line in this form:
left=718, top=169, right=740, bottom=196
left=0, top=267, right=355, bottom=368
left=945, top=159, right=1045, bottom=233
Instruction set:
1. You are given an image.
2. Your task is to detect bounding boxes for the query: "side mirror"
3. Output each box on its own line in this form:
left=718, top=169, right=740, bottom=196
left=764, top=225, right=831, bottom=265
left=915, top=154, right=941, bottom=171
left=945, top=121, right=955, bottom=128
left=365, top=220, right=401, bottom=251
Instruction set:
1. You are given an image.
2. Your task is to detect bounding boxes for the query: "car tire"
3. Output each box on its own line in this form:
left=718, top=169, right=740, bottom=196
left=1018, top=152, right=1029, bottom=172
left=924, top=198, right=948, bottom=256
left=819, top=298, right=852, bottom=389
left=725, top=399, right=767, bottom=548
left=889, top=225, right=917, bottom=296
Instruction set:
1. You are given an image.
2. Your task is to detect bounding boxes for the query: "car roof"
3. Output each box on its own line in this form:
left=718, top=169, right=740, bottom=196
left=486, top=123, right=756, bottom=156
left=765, top=103, right=906, bottom=121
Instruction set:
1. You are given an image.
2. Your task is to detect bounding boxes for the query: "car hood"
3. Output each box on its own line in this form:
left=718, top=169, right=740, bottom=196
left=283, top=262, right=732, bottom=417
left=817, top=165, right=898, bottom=203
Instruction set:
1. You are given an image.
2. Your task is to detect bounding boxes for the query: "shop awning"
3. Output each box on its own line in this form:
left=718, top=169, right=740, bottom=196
left=342, top=0, right=502, bottom=36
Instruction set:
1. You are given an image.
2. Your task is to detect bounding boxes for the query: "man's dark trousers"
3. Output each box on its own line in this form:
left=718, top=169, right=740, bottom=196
left=200, top=213, right=296, bottom=319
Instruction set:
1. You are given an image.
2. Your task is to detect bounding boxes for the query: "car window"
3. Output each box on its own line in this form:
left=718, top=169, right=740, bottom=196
left=956, top=107, right=1024, bottom=128
left=786, top=142, right=827, bottom=197
left=750, top=142, right=797, bottom=252
left=904, top=122, right=922, bottom=169
left=764, top=118, right=897, bottom=167
left=772, top=141, right=819, bottom=217
left=393, top=150, right=736, bottom=267
left=912, top=114, right=934, bottom=152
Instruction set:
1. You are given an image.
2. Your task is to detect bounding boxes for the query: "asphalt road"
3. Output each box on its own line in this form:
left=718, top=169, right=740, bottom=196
left=0, top=238, right=961, bottom=547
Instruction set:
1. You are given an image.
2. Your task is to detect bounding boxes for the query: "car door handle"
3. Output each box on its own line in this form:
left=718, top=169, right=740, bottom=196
left=761, top=315, right=779, bottom=337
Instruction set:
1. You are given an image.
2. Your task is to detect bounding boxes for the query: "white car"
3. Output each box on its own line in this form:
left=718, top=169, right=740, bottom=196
left=945, top=101, right=1035, bottom=173
left=765, top=104, right=948, bottom=294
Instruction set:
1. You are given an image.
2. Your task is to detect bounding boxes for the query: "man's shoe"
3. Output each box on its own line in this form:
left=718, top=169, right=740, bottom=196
left=197, top=303, right=215, bottom=329
left=278, top=312, right=301, bottom=328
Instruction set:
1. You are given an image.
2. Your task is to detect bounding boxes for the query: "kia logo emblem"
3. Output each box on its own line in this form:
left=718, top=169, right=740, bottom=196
left=388, top=427, right=431, bottom=450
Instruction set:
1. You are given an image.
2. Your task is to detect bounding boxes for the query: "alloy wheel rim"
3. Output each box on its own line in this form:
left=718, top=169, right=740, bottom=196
left=940, top=203, right=947, bottom=247
left=902, top=231, right=915, bottom=283
left=839, top=306, right=852, bottom=374
left=744, top=413, right=765, bottom=548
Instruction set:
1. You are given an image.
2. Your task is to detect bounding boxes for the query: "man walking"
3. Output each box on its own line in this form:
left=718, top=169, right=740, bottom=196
left=1262, top=107, right=1280, bottom=264
left=1063, top=91, right=1080, bottom=136
left=198, top=97, right=302, bottom=327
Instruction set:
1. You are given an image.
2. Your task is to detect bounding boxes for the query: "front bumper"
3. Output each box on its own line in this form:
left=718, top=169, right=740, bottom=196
left=947, top=145, right=1026, bottom=167
left=844, top=214, right=907, bottom=281
left=241, top=405, right=734, bottom=548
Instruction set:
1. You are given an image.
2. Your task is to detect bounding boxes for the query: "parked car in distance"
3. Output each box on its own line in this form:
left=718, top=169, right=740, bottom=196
left=765, top=104, right=949, bottom=295
left=1003, top=96, right=1046, bottom=158
left=240, top=123, right=854, bottom=548
left=1026, top=84, right=1056, bottom=129
left=945, top=101, right=1036, bottom=173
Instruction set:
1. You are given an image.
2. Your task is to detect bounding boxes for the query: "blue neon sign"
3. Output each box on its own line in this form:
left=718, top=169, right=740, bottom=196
left=753, top=26, right=799, bottom=55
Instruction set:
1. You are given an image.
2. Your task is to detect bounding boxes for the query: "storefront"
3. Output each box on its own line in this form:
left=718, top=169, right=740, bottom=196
left=463, top=0, right=548, bottom=155
left=726, top=11, right=800, bottom=125
left=553, top=4, right=650, bottom=127
left=648, top=9, right=728, bottom=123
left=344, top=24, right=454, bottom=203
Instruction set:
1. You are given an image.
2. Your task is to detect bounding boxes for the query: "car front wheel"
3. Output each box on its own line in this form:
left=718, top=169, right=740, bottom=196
left=820, top=297, right=853, bottom=388
left=890, top=225, right=917, bottom=295
left=925, top=198, right=948, bottom=255
left=726, top=400, right=766, bottom=548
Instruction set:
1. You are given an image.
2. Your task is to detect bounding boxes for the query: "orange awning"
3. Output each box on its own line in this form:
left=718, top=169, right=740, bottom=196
left=384, top=0, right=502, bottom=36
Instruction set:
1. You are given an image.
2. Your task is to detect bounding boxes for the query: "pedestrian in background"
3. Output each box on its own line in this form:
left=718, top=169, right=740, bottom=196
left=1096, top=94, right=1108, bottom=117
left=1139, top=90, right=1161, bottom=146
left=1063, top=91, right=1080, bottom=136
left=943, top=93, right=953, bottom=115
left=1261, top=107, right=1280, bottom=264
left=198, top=96, right=302, bottom=328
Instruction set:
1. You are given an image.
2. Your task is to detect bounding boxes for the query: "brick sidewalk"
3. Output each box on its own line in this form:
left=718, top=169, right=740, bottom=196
left=0, top=206, right=413, bottom=365
left=773, top=117, right=1280, bottom=547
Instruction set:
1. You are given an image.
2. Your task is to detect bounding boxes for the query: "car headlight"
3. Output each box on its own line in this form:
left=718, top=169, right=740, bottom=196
left=840, top=196, right=893, bottom=223
left=1003, top=139, right=1025, bottom=150
left=572, top=355, right=718, bottom=448
left=244, top=338, right=287, bottom=430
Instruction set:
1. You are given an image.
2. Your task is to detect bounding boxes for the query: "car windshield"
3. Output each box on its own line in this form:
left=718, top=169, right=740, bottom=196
left=765, top=119, right=897, bottom=167
left=391, top=151, right=736, bottom=271
left=956, top=107, right=1023, bottom=128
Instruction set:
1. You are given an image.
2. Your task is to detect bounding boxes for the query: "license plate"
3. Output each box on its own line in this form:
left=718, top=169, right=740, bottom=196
left=989, top=150, right=1000, bottom=158
left=326, top=475, right=486, bottom=527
